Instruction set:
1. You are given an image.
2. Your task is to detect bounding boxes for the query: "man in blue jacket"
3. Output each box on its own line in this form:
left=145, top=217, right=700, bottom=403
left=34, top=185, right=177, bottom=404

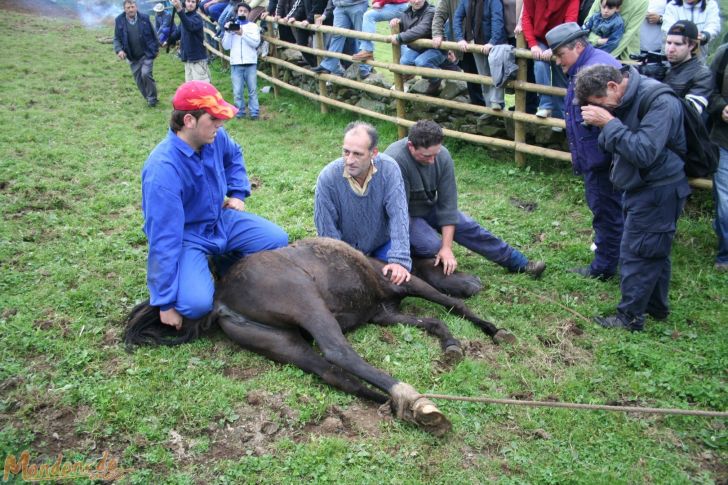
left=546, top=22, right=623, bottom=281
left=142, top=81, right=288, bottom=330
left=114, top=0, right=160, bottom=106
left=577, top=64, right=691, bottom=331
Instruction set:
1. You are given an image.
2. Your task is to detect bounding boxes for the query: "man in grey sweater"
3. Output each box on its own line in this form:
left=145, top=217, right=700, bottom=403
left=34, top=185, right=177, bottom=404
left=384, top=120, right=545, bottom=277
left=314, top=122, right=412, bottom=285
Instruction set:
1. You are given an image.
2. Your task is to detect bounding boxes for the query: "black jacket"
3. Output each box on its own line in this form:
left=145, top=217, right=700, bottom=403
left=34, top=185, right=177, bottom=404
left=114, top=12, right=159, bottom=60
left=663, top=56, right=714, bottom=114
left=397, top=2, right=436, bottom=50
left=170, top=9, right=208, bottom=62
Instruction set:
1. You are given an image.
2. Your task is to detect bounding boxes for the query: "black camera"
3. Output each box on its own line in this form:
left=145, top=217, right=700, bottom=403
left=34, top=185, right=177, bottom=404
left=226, top=22, right=240, bottom=31
left=629, top=51, right=669, bottom=81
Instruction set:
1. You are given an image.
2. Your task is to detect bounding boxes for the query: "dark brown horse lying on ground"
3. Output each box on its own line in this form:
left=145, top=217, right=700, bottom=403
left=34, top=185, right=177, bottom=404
left=124, top=238, right=515, bottom=436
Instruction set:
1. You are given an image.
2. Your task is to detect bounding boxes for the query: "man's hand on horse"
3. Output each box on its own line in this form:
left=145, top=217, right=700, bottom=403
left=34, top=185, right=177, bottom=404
left=223, top=197, right=245, bottom=211
left=434, top=247, right=457, bottom=275
left=382, top=263, right=411, bottom=285
left=160, top=308, right=183, bottom=330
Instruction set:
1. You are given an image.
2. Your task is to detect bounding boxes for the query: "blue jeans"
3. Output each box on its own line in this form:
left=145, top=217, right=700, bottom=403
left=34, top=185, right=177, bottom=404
left=409, top=211, right=528, bottom=271
left=400, top=46, right=446, bottom=82
left=714, top=147, right=728, bottom=264
left=320, top=1, right=371, bottom=76
left=175, top=209, right=288, bottom=318
left=533, top=41, right=565, bottom=117
left=358, top=3, right=409, bottom=53
left=231, top=64, right=259, bottom=118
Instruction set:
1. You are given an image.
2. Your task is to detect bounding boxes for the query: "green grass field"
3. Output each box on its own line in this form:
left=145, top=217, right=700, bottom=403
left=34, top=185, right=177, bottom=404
left=0, top=8, right=726, bottom=484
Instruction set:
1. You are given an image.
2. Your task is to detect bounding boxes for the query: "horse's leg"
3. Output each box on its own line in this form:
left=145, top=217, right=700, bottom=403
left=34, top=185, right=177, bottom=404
left=216, top=305, right=388, bottom=403
left=288, top=303, right=451, bottom=436
left=370, top=305, right=463, bottom=364
left=401, top=277, right=515, bottom=344
left=411, top=258, right=483, bottom=298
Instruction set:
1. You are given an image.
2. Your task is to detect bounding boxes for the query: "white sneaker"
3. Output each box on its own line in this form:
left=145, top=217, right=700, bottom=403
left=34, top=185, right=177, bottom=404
left=535, top=108, right=552, bottom=118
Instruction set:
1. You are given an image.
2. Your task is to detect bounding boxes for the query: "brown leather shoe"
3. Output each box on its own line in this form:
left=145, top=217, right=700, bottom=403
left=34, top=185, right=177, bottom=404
left=424, top=80, right=441, bottom=96
left=351, top=50, right=374, bottom=61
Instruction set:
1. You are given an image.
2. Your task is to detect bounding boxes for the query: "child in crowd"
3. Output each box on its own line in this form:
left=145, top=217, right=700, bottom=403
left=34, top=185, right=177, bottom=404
left=582, top=0, right=625, bottom=53
left=222, top=2, right=261, bottom=120
left=170, top=0, right=211, bottom=81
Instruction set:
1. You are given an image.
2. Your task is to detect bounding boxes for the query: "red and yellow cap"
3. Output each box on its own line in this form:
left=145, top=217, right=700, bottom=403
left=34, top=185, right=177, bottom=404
left=172, top=81, right=238, bottom=120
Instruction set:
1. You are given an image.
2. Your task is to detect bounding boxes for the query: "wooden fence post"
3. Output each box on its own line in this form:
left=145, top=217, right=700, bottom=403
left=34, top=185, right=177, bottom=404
left=314, top=16, right=329, bottom=114
left=513, top=34, right=527, bottom=168
left=390, top=24, right=407, bottom=139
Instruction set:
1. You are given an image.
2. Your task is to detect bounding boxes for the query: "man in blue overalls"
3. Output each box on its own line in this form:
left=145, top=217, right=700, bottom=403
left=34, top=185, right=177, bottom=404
left=576, top=64, right=691, bottom=331
left=141, top=81, right=288, bottom=331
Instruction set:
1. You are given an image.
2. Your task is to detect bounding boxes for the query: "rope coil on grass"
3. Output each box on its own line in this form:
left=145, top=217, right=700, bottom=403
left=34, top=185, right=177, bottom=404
left=420, top=394, right=728, bottom=418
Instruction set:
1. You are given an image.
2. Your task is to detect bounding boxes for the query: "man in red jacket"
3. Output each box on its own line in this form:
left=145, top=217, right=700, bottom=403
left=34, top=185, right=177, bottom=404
left=521, top=0, right=579, bottom=119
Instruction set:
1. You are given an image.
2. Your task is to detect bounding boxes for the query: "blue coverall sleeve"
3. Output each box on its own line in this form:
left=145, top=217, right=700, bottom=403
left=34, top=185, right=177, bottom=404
left=219, top=128, right=251, bottom=200
left=143, top=179, right=185, bottom=310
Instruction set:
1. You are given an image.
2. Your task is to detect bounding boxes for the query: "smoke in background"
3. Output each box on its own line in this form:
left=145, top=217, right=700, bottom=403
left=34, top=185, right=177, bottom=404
left=46, top=0, right=160, bottom=27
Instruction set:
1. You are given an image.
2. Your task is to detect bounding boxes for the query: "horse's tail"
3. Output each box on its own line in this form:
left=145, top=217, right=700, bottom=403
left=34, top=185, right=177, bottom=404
left=123, top=300, right=215, bottom=351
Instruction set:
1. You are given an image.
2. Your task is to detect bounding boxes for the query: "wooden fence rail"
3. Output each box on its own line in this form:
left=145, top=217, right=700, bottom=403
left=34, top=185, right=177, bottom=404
left=199, top=13, right=712, bottom=190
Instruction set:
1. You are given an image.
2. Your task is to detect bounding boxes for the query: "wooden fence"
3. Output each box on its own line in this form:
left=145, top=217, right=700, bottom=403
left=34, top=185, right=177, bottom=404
left=200, top=13, right=712, bottom=190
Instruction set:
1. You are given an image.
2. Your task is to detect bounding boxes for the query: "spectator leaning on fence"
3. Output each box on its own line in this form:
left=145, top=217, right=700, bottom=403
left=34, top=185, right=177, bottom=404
left=521, top=0, right=579, bottom=119
left=384, top=120, right=546, bottom=279
left=222, top=2, right=262, bottom=120
left=277, top=0, right=317, bottom=68
left=170, top=0, right=212, bottom=82
left=311, top=0, right=372, bottom=79
left=708, top=42, right=728, bottom=272
left=546, top=22, right=623, bottom=281
left=388, top=0, right=445, bottom=96
left=582, top=0, right=625, bottom=53
left=141, top=81, right=288, bottom=330
left=453, top=0, right=508, bottom=110
left=114, top=0, right=160, bottom=107
left=351, top=0, right=409, bottom=62
left=661, top=0, right=722, bottom=59
left=430, top=0, right=486, bottom=106
left=576, top=64, right=691, bottom=332
left=314, top=122, right=413, bottom=285
left=640, top=0, right=667, bottom=52
left=662, top=20, right=713, bottom=116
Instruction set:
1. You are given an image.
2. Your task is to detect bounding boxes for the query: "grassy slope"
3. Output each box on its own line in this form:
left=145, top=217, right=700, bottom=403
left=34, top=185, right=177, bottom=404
left=0, top=10, right=726, bottom=484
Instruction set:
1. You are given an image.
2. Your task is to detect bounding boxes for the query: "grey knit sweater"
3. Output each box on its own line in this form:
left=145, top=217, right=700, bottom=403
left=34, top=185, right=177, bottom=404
left=384, top=138, right=459, bottom=227
left=314, top=154, right=412, bottom=270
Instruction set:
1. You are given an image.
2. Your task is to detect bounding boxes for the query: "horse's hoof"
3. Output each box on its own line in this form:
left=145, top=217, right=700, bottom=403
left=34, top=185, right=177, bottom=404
left=412, top=397, right=452, bottom=437
left=444, top=344, right=464, bottom=365
left=493, top=329, right=516, bottom=345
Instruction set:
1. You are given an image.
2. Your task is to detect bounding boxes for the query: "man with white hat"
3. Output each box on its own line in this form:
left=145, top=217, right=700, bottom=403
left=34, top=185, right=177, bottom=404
left=546, top=22, right=624, bottom=281
left=141, top=81, right=288, bottom=330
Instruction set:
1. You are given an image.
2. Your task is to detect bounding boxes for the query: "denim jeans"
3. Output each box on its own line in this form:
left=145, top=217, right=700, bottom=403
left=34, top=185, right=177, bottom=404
left=358, top=3, right=409, bottom=53
left=400, top=45, right=446, bottom=83
left=231, top=64, right=259, bottom=117
left=714, top=146, right=728, bottom=264
left=533, top=41, right=565, bottom=117
left=320, top=1, right=371, bottom=76
left=409, top=211, right=528, bottom=271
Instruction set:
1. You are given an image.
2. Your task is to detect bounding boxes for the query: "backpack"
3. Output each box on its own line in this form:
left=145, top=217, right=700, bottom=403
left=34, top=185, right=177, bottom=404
left=637, top=85, right=719, bottom=179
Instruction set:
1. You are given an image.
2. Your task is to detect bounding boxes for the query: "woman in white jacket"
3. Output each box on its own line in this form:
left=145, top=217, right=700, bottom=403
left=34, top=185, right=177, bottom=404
left=222, top=2, right=261, bottom=119
left=661, top=0, right=721, bottom=57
